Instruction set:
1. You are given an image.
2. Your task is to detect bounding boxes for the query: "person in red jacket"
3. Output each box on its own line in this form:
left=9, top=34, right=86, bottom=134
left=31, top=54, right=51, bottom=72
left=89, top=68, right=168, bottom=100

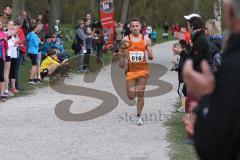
left=180, top=23, right=191, bottom=45
left=15, top=17, right=26, bottom=91
left=175, top=23, right=180, bottom=32
left=0, top=20, right=8, bottom=101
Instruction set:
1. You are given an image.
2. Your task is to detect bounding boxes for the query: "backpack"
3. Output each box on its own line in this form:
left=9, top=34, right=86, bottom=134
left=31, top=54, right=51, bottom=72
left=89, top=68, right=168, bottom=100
left=209, top=35, right=222, bottom=57
left=208, top=35, right=223, bottom=67
left=71, top=34, right=83, bottom=53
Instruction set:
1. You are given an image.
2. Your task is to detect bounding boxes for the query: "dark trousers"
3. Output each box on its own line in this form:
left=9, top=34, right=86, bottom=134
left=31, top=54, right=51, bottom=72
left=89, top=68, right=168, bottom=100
left=15, top=51, right=25, bottom=90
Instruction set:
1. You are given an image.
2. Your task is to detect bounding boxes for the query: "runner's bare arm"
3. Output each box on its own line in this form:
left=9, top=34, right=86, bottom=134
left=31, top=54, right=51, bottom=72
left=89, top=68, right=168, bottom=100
left=118, top=36, right=128, bottom=69
left=145, top=36, right=153, bottom=60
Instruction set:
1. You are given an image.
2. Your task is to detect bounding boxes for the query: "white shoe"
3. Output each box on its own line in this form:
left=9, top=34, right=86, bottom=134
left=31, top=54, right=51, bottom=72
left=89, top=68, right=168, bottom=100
left=136, top=116, right=144, bottom=126
left=177, top=107, right=186, bottom=113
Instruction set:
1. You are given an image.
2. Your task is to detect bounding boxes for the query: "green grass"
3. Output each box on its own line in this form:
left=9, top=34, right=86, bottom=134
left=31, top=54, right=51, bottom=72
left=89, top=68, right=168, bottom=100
left=155, top=28, right=175, bottom=44
left=165, top=101, right=198, bottom=160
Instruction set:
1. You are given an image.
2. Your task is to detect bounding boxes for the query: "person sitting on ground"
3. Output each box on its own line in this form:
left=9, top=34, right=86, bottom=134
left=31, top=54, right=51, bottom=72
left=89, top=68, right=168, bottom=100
left=51, top=46, right=68, bottom=62
left=40, top=49, right=67, bottom=79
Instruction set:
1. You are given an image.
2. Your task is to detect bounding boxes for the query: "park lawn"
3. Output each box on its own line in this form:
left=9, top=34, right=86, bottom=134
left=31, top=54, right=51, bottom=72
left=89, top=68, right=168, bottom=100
left=165, top=101, right=198, bottom=160
left=155, top=27, right=175, bottom=44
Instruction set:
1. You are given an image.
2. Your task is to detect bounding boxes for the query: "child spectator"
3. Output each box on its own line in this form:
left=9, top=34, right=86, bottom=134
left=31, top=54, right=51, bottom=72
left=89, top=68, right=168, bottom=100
left=0, top=20, right=8, bottom=102
left=36, top=23, right=44, bottom=82
left=26, top=21, right=41, bottom=84
left=85, top=27, right=94, bottom=69
left=40, top=49, right=67, bottom=79
left=151, top=29, right=157, bottom=45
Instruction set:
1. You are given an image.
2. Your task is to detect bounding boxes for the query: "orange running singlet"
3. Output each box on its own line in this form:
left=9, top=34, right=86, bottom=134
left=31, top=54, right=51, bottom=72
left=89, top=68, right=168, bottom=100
left=126, top=34, right=149, bottom=81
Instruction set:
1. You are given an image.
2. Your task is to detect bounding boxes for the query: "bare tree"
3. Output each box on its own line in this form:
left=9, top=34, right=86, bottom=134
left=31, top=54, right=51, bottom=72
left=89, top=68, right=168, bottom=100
left=12, top=0, right=25, bottom=19
left=193, top=0, right=200, bottom=13
left=89, top=0, right=96, bottom=13
left=214, top=0, right=222, bottom=33
left=49, top=0, right=61, bottom=33
left=121, top=0, right=129, bottom=24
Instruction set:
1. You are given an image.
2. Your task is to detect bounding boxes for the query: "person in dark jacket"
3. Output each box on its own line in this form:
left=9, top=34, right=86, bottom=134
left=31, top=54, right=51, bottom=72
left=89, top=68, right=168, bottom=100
left=75, top=20, right=86, bottom=74
left=173, top=14, right=211, bottom=113
left=183, top=0, right=240, bottom=159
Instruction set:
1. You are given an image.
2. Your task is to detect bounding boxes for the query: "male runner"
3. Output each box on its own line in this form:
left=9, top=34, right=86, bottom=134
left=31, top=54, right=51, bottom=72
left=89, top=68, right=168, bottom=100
left=118, top=18, right=154, bottom=125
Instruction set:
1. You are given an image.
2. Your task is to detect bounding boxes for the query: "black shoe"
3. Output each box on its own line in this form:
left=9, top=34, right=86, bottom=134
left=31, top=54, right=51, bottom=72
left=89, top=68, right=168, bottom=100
left=33, top=79, right=41, bottom=84
left=0, top=96, right=8, bottom=102
left=29, top=79, right=38, bottom=85
left=37, top=79, right=43, bottom=83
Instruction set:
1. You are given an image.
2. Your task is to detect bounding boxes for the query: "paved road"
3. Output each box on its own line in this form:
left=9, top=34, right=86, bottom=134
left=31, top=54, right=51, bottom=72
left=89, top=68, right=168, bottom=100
left=0, top=41, right=179, bottom=160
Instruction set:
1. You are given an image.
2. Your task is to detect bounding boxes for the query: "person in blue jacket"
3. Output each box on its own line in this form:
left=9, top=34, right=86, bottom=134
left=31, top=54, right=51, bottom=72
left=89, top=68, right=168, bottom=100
left=26, top=22, right=42, bottom=84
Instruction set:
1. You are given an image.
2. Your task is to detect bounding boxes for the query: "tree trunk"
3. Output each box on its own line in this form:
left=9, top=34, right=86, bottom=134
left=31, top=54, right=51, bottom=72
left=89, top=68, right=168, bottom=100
left=214, top=0, right=222, bottom=33
left=120, top=0, right=130, bottom=24
left=12, top=0, right=25, bottom=19
left=49, top=0, right=61, bottom=33
left=193, top=0, right=200, bottom=13
left=90, top=0, right=96, bottom=13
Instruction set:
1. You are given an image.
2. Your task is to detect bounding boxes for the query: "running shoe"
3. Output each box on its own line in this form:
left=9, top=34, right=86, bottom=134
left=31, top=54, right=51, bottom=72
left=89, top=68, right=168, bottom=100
left=3, top=91, right=9, bottom=97
left=136, top=116, right=144, bottom=126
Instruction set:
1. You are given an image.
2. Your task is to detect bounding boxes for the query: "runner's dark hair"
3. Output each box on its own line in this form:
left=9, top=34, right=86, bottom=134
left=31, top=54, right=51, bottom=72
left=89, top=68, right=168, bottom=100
left=130, top=18, right=141, bottom=24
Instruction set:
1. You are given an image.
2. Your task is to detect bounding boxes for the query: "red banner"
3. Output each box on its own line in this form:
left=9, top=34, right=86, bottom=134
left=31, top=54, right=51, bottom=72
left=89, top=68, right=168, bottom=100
left=99, top=0, right=115, bottom=51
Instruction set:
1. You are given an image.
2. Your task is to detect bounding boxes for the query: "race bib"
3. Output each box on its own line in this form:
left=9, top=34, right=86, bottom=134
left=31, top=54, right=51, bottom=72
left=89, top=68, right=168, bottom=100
left=130, top=51, right=144, bottom=62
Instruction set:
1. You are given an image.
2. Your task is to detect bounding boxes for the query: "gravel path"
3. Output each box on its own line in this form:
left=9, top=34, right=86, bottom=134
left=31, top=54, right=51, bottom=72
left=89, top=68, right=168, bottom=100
left=0, top=41, right=179, bottom=160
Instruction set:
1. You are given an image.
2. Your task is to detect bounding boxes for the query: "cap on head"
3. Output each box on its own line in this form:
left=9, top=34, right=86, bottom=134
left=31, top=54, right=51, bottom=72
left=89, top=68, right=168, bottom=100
left=184, top=14, right=201, bottom=20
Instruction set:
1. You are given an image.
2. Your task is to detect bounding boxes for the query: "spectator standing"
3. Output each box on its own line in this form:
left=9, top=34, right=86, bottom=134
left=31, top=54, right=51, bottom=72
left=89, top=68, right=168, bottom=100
left=151, top=29, right=157, bottom=45
left=183, top=0, right=240, bottom=159
left=15, top=16, right=26, bottom=91
left=21, top=11, right=31, bottom=36
left=0, top=20, right=8, bottom=101
left=3, top=20, right=15, bottom=99
left=163, top=21, right=169, bottom=39
left=180, top=23, right=191, bottom=45
left=85, top=27, right=94, bottom=70
left=115, top=22, right=123, bottom=52
left=8, top=25, right=20, bottom=94
left=75, top=20, right=86, bottom=74
left=26, top=22, right=42, bottom=84
left=0, top=5, right=12, bottom=30
left=94, top=21, right=104, bottom=64
left=146, top=24, right=153, bottom=38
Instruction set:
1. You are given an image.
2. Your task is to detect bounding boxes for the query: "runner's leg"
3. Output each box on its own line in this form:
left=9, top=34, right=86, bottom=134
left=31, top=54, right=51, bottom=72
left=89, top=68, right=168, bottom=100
left=136, top=77, right=148, bottom=116
left=126, top=79, right=137, bottom=100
